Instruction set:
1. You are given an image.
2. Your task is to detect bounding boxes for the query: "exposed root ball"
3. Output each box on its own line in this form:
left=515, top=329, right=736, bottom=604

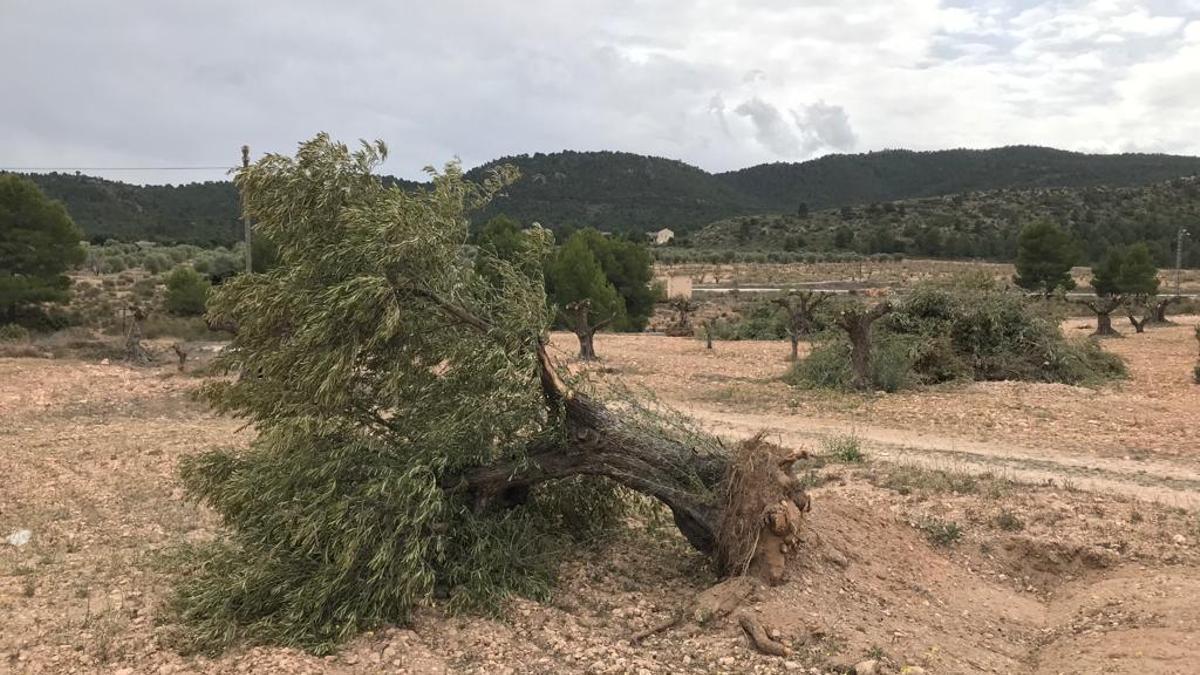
left=716, top=433, right=810, bottom=584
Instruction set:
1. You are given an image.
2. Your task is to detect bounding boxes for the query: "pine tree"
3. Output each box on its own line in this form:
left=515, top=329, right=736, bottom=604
left=0, top=175, right=85, bottom=322
left=1013, top=220, right=1078, bottom=295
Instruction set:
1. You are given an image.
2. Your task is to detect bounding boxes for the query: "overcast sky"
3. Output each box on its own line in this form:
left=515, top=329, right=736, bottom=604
left=3, top=0, right=1199, bottom=184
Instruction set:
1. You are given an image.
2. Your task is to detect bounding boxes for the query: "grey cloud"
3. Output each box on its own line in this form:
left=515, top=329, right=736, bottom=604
left=2, top=0, right=1199, bottom=184
left=792, top=101, right=857, bottom=152
left=708, top=94, right=732, bottom=138
left=734, top=97, right=801, bottom=156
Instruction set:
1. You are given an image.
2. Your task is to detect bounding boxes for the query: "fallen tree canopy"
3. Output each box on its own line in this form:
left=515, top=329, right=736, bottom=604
left=171, top=135, right=809, bottom=654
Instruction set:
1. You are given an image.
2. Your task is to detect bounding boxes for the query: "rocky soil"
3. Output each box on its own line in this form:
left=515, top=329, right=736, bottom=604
left=3, top=319, right=1200, bottom=673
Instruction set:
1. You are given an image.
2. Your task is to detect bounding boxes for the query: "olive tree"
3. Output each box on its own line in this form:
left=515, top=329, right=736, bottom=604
left=1082, top=243, right=1159, bottom=337
left=175, top=135, right=810, bottom=653
left=545, top=234, right=623, bottom=359
left=771, top=290, right=831, bottom=361
left=835, top=300, right=893, bottom=390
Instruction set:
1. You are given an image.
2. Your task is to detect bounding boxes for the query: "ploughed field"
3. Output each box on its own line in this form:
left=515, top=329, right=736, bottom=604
left=2, top=318, right=1200, bottom=674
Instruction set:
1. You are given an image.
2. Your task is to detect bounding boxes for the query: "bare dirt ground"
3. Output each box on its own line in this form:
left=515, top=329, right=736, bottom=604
left=3, top=320, right=1200, bottom=674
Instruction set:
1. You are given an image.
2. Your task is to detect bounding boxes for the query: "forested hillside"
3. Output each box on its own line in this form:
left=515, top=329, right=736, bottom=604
left=691, top=176, right=1200, bottom=266
left=465, top=150, right=760, bottom=233
left=21, top=173, right=241, bottom=245
left=717, top=146, right=1200, bottom=213
left=11, top=145, right=1200, bottom=246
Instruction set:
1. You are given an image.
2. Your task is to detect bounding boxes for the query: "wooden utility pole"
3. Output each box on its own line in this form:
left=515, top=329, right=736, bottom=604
left=242, top=145, right=252, bottom=274
left=1175, top=227, right=1189, bottom=298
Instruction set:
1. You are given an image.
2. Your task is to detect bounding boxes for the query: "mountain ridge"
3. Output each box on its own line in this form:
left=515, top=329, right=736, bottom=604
left=9, top=145, right=1200, bottom=246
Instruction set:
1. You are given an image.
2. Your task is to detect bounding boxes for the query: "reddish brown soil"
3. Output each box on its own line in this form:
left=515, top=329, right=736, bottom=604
left=3, top=319, right=1200, bottom=673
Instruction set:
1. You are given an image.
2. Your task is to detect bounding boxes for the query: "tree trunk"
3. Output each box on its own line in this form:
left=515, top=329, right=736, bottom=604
left=566, top=299, right=608, bottom=361
left=1127, top=310, right=1147, bottom=334
left=577, top=329, right=597, bottom=360
left=416, top=291, right=811, bottom=584
left=455, top=344, right=811, bottom=583
left=837, top=302, right=892, bottom=391
left=774, top=292, right=829, bottom=364
left=1149, top=297, right=1179, bottom=324
left=847, top=327, right=872, bottom=389
left=704, top=320, right=714, bottom=350
left=124, top=306, right=153, bottom=365
left=1093, top=310, right=1118, bottom=337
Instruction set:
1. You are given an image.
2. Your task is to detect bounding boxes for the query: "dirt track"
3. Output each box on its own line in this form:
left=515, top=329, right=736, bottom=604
left=688, top=408, right=1200, bottom=508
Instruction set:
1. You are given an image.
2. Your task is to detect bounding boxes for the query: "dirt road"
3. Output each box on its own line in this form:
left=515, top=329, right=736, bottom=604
left=686, top=407, right=1200, bottom=508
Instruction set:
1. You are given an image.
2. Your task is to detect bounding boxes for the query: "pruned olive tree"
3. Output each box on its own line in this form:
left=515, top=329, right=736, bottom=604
left=771, top=290, right=831, bottom=361
left=1081, top=247, right=1125, bottom=337
left=1148, top=295, right=1181, bottom=325
left=545, top=234, right=623, bottom=360
left=174, top=135, right=810, bottom=653
left=1082, top=243, right=1160, bottom=337
left=667, top=296, right=698, bottom=337
left=835, top=300, right=893, bottom=390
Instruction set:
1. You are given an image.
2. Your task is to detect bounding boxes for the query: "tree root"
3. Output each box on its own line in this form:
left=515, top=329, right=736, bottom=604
left=738, top=613, right=789, bottom=657
left=630, top=614, right=682, bottom=644
left=628, top=576, right=757, bottom=644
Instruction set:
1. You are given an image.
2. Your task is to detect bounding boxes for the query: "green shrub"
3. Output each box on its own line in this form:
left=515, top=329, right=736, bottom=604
left=131, top=276, right=160, bottom=300
left=787, top=332, right=916, bottom=393
left=822, top=434, right=865, bottom=463
left=144, top=252, right=174, bottom=274
left=790, top=284, right=1125, bottom=392
left=142, top=316, right=222, bottom=341
left=883, top=285, right=1098, bottom=383
left=0, top=323, right=31, bottom=342
left=787, top=337, right=853, bottom=388
left=164, top=266, right=211, bottom=316
left=918, top=518, right=963, bottom=546
left=995, top=510, right=1024, bottom=531
left=698, top=300, right=792, bottom=342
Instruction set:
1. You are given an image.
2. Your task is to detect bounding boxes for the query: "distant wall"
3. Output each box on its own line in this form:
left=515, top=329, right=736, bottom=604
left=656, top=275, right=692, bottom=299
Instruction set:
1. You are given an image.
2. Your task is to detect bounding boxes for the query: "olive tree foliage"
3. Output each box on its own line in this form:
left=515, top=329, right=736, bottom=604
left=173, top=136, right=621, bottom=652
left=545, top=233, right=624, bottom=359
left=164, top=265, right=211, bottom=316
left=173, top=135, right=812, bottom=655
left=1083, top=243, right=1160, bottom=336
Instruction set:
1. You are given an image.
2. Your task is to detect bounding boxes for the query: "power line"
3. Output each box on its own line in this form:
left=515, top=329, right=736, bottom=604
left=0, top=165, right=234, bottom=171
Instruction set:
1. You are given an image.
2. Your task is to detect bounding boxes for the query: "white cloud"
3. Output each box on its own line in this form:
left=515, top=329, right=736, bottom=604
left=792, top=102, right=858, bottom=153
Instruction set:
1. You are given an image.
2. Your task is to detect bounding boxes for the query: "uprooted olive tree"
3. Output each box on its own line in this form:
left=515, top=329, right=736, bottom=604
left=171, top=135, right=810, bottom=654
